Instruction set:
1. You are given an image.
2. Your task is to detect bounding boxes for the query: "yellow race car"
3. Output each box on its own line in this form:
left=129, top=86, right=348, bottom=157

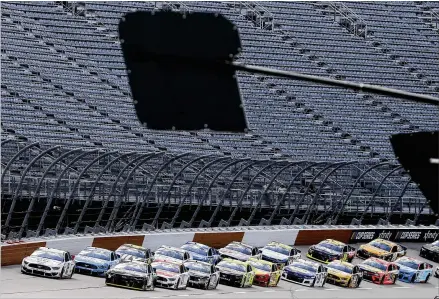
left=326, top=260, right=363, bottom=288
left=356, top=239, right=407, bottom=262
left=247, top=257, right=281, bottom=287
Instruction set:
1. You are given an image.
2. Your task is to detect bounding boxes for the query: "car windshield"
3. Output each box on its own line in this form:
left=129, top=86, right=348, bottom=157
left=156, top=248, right=184, bottom=260
left=185, top=262, right=211, bottom=274
left=153, top=262, right=180, bottom=273
left=370, top=241, right=391, bottom=252
left=32, top=250, right=64, bottom=262
left=79, top=250, right=111, bottom=261
left=118, top=263, right=148, bottom=273
left=264, top=245, right=289, bottom=256
left=181, top=244, right=208, bottom=256
left=248, top=260, right=271, bottom=272
left=363, top=260, right=387, bottom=271
left=319, top=242, right=343, bottom=253
left=290, top=262, right=317, bottom=273
left=117, top=246, right=146, bottom=259
left=218, top=261, right=246, bottom=273
left=226, top=244, right=252, bottom=255
left=432, top=240, right=439, bottom=246
left=397, top=259, right=419, bottom=270
left=327, top=263, right=352, bottom=274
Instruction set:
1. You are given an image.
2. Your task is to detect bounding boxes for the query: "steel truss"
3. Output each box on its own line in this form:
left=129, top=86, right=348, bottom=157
left=0, top=141, right=430, bottom=240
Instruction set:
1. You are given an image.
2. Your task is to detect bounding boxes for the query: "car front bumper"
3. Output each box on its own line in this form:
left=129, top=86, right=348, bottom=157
left=21, top=264, right=62, bottom=278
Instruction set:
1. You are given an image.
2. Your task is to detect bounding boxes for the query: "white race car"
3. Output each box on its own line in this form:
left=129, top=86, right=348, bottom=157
left=153, top=246, right=190, bottom=264
left=152, top=260, right=190, bottom=290
left=218, top=241, right=261, bottom=262
left=21, top=247, right=75, bottom=279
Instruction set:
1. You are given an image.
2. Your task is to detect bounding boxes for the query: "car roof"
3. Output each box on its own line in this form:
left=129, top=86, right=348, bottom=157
left=152, top=260, right=183, bottom=267
left=157, top=245, right=187, bottom=253
left=184, top=242, right=210, bottom=249
left=321, top=239, right=346, bottom=246
left=397, top=256, right=421, bottom=264
left=228, top=241, right=253, bottom=249
left=36, top=247, right=66, bottom=254
left=371, top=239, right=397, bottom=247
left=82, top=246, right=112, bottom=254
left=184, top=259, right=212, bottom=267
left=118, top=260, right=148, bottom=266
left=266, top=241, right=293, bottom=250
left=118, top=244, right=147, bottom=251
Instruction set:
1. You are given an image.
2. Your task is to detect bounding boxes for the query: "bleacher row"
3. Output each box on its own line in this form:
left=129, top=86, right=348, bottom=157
left=1, top=1, right=438, bottom=164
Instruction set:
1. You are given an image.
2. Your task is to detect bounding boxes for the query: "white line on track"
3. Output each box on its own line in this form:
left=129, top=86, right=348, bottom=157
left=233, top=291, right=247, bottom=294
left=262, top=290, right=277, bottom=292
left=177, top=295, right=190, bottom=297
left=295, top=289, right=308, bottom=292
left=393, top=286, right=411, bottom=289
left=324, top=288, right=339, bottom=291
left=357, top=288, right=372, bottom=290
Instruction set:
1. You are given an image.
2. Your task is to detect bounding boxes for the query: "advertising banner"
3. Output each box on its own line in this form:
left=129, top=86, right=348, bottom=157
left=349, top=228, right=439, bottom=243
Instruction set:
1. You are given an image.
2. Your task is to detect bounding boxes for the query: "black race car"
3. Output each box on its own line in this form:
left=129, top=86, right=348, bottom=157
left=184, top=260, right=220, bottom=290
left=105, top=261, right=155, bottom=291
left=419, top=240, right=439, bottom=263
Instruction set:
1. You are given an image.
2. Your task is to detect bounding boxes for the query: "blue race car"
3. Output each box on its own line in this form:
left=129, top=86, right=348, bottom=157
left=74, top=246, right=120, bottom=276
left=394, top=256, right=433, bottom=283
left=180, top=242, right=221, bottom=265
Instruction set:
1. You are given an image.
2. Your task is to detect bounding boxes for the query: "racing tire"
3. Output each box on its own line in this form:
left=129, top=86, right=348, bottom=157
left=205, top=278, right=211, bottom=290
left=59, top=268, right=65, bottom=279
left=174, top=278, right=181, bottom=290
left=310, top=278, right=316, bottom=287
left=424, top=274, right=430, bottom=284
left=348, top=276, right=359, bottom=288
left=411, top=274, right=416, bottom=283
left=379, top=276, right=385, bottom=285
left=391, top=274, right=397, bottom=285
left=67, top=268, right=74, bottom=279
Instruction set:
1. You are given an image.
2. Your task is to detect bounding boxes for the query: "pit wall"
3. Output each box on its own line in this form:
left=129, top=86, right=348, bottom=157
left=2, top=226, right=438, bottom=266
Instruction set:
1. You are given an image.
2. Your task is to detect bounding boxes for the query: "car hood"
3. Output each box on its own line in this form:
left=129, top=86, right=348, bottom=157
left=361, top=244, right=389, bottom=256
left=358, top=264, right=384, bottom=274
left=155, top=269, right=179, bottom=278
left=74, top=255, right=108, bottom=266
left=327, top=268, right=351, bottom=278
left=284, top=265, right=316, bottom=277
left=188, top=270, right=210, bottom=278
left=119, top=254, right=147, bottom=263
left=217, top=267, right=245, bottom=276
left=187, top=252, right=210, bottom=262
left=313, top=245, right=340, bottom=256
left=261, top=249, right=288, bottom=262
left=219, top=248, right=250, bottom=261
left=24, top=256, right=63, bottom=267
left=254, top=269, right=271, bottom=276
left=109, top=269, right=148, bottom=278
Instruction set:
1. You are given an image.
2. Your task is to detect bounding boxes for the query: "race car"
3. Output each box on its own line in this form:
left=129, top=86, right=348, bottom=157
left=259, top=241, right=301, bottom=268
left=153, top=246, right=190, bottom=264
left=115, top=244, right=152, bottom=264
left=105, top=261, right=155, bottom=291
left=151, top=260, right=189, bottom=289
left=21, top=247, right=75, bottom=279
left=325, top=260, right=363, bottom=288
left=356, top=239, right=407, bottom=261
left=281, top=259, right=327, bottom=287
left=306, top=239, right=356, bottom=264
left=358, top=257, right=399, bottom=284
left=247, top=257, right=281, bottom=287
left=218, top=241, right=261, bottom=262
left=216, top=258, right=255, bottom=287
left=180, top=241, right=221, bottom=264
left=394, top=256, right=433, bottom=283
left=184, top=260, right=220, bottom=289
left=74, top=246, right=120, bottom=276
left=419, top=240, right=439, bottom=263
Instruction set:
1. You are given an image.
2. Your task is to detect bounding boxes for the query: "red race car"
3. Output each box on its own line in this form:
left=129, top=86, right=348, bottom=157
left=358, top=257, right=399, bottom=285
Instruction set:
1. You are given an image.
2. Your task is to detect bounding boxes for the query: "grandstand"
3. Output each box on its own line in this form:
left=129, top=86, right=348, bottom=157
left=1, top=1, right=438, bottom=240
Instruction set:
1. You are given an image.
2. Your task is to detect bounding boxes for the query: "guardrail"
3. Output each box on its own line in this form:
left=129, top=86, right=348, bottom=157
left=2, top=225, right=438, bottom=266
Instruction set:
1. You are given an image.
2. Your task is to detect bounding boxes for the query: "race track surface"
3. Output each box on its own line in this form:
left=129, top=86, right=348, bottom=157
left=1, top=243, right=438, bottom=299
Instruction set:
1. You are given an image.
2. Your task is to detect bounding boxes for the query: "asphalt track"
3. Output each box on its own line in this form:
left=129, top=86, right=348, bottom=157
left=1, top=243, right=438, bottom=299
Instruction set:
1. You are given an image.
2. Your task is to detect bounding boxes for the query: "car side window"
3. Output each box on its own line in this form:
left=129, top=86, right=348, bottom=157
left=391, top=246, right=398, bottom=253
left=247, top=265, right=252, bottom=273
left=64, top=253, right=68, bottom=262
left=211, top=265, right=215, bottom=273
left=342, top=246, right=348, bottom=252
left=419, top=263, right=425, bottom=270
left=353, top=266, right=359, bottom=274
left=290, top=249, right=296, bottom=256
left=207, top=249, right=212, bottom=257
left=318, top=266, right=322, bottom=273
left=111, top=253, right=116, bottom=261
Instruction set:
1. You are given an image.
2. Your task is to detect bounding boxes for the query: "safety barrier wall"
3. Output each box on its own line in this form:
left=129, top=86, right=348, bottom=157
left=2, top=226, right=438, bottom=266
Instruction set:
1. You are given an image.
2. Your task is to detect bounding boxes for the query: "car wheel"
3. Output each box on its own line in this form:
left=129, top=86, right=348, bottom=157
left=174, top=278, right=180, bottom=290
left=424, top=274, right=430, bottom=283
left=391, top=274, right=397, bottom=284
left=379, top=276, right=385, bottom=285
left=205, top=278, right=211, bottom=290
left=310, top=278, right=316, bottom=287
left=411, top=274, right=416, bottom=283
left=59, top=267, right=65, bottom=279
